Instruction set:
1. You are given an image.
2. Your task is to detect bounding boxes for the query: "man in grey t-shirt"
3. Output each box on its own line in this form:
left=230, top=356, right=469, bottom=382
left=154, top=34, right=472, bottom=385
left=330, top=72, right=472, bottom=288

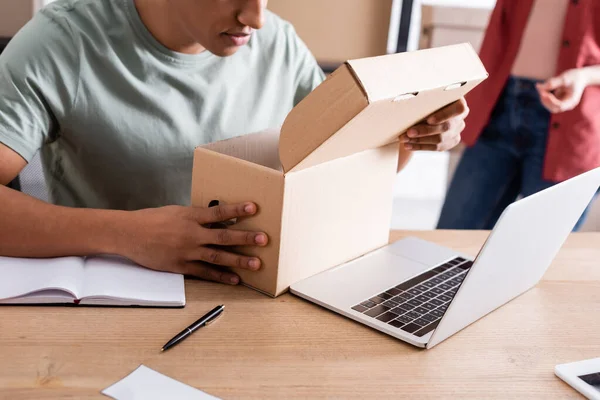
left=0, top=0, right=469, bottom=285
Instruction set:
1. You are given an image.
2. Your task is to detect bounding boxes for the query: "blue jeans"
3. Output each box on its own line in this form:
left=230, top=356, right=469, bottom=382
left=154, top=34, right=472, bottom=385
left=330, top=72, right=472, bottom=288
left=437, top=76, right=597, bottom=231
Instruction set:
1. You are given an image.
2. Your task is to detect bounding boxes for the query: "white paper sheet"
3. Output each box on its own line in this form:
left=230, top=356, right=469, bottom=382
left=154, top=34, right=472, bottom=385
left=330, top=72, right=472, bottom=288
left=102, top=365, right=220, bottom=400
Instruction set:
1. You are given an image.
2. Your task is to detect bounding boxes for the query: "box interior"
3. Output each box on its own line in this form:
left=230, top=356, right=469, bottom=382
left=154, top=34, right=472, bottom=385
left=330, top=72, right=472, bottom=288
left=200, top=129, right=284, bottom=172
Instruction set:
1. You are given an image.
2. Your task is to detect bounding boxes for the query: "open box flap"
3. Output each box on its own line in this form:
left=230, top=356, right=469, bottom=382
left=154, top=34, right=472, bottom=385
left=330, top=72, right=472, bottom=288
left=278, top=43, right=488, bottom=173
left=346, top=43, right=487, bottom=103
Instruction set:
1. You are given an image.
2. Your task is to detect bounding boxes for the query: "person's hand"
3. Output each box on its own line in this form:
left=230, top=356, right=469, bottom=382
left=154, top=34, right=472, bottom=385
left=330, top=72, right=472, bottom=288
left=536, top=69, right=588, bottom=113
left=118, top=202, right=268, bottom=285
left=400, top=97, right=469, bottom=151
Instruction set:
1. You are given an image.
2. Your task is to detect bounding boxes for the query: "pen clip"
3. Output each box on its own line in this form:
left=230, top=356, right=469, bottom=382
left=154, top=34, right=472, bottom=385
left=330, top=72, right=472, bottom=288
left=205, top=310, right=223, bottom=326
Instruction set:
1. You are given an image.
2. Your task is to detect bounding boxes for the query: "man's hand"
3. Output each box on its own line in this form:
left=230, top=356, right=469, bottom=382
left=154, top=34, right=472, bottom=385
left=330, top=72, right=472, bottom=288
left=536, top=69, right=591, bottom=113
left=400, top=97, right=469, bottom=151
left=118, top=202, right=268, bottom=285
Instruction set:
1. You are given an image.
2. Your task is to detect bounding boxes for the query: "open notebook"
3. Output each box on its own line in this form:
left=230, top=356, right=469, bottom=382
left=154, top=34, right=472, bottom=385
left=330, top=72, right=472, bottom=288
left=0, top=255, right=185, bottom=307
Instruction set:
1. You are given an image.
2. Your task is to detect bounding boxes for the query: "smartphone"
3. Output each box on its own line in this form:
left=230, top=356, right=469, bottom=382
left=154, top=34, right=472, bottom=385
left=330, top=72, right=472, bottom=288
left=555, top=357, right=600, bottom=399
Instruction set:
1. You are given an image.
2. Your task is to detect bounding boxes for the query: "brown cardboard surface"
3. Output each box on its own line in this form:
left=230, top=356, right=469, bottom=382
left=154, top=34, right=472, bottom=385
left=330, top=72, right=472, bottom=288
left=419, top=5, right=492, bottom=53
left=277, top=143, right=399, bottom=296
left=282, top=44, right=488, bottom=173
left=191, top=44, right=489, bottom=296
left=279, top=64, right=367, bottom=173
left=421, top=5, right=492, bottom=31
left=346, top=43, right=486, bottom=102
left=426, top=27, right=486, bottom=53
left=191, top=147, right=285, bottom=296
left=201, top=129, right=282, bottom=171
left=192, top=134, right=398, bottom=297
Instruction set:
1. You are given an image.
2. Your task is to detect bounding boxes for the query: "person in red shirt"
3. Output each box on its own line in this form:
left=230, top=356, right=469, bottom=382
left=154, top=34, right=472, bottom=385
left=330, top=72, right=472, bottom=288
left=436, top=0, right=600, bottom=231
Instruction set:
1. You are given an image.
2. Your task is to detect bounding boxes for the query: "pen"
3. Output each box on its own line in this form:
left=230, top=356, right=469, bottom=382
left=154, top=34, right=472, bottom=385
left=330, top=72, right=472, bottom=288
left=161, top=304, right=224, bottom=352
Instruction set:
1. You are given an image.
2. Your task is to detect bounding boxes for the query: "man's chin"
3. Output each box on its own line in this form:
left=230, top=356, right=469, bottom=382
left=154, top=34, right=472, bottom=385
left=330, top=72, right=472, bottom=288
left=209, top=45, right=242, bottom=57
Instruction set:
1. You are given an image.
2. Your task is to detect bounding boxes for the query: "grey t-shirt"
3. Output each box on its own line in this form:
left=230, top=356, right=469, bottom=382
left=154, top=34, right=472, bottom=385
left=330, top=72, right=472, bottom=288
left=0, top=0, right=324, bottom=209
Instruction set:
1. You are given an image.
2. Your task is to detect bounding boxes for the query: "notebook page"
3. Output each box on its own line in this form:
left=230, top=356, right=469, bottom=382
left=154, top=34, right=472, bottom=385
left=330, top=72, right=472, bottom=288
left=0, top=289, right=76, bottom=304
left=81, top=256, right=185, bottom=305
left=0, top=256, right=84, bottom=300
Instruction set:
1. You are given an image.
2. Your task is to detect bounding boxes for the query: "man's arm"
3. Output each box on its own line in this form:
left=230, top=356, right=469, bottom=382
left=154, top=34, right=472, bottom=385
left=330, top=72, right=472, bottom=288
left=0, top=143, right=268, bottom=285
left=0, top=10, right=265, bottom=284
left=0, top=143, right=128, bottom=258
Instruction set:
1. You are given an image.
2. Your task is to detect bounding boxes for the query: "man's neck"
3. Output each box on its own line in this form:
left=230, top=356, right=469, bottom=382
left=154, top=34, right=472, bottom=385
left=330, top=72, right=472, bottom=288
left=133, top=0, right=206, bottom=55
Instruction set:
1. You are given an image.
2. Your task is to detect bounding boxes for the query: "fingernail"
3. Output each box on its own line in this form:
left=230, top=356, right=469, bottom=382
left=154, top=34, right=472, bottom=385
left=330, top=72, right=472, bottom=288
left=255, top=234, right=267, bottom=245
left=427, top=117, right=437, bottom=124
left=244, top=203, right=255, bottom=213
left=248, top=258, right=261, bottom=270
left=230, top=276, right=239, bottom=284
left=407, top=129, right=417, bottom=138
left=404, top=144, right=413, bottom=150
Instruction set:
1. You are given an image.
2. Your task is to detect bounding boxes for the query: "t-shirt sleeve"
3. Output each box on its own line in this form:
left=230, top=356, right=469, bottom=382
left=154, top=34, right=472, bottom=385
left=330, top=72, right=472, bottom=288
left=0, top=10, right=80, bottom=161
left=281, top=23, right=326, bottom=106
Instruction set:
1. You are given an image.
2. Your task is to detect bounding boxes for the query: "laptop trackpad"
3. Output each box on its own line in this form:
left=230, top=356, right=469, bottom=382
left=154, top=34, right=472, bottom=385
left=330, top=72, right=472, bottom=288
left=385, top=237, right=459, bottom=267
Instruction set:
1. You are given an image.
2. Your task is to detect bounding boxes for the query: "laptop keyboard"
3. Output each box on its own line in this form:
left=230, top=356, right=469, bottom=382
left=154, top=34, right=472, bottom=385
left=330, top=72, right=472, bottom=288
left=351, top=257, right=473, bottom=337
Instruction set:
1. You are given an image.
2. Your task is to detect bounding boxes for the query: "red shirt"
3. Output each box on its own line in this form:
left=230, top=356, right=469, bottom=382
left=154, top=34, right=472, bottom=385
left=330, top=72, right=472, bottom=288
left=462, top=0, right=600, bottom=182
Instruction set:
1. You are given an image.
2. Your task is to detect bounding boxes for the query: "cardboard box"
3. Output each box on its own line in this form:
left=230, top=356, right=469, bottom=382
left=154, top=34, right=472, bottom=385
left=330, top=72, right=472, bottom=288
left=191, top=44, right=488, bottom=297
left=421, top=5, right=491, bottom=31
left=419, top=5, right=492, bottom=52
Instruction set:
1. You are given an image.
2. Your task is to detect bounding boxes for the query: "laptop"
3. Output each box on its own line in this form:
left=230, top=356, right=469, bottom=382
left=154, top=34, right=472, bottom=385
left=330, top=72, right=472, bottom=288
left=290, top=167, right=600, bottom=349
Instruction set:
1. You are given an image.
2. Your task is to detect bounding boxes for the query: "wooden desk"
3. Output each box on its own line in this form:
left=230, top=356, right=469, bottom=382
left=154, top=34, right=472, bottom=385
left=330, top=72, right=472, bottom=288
left=1, top=231, right=599, bottom=399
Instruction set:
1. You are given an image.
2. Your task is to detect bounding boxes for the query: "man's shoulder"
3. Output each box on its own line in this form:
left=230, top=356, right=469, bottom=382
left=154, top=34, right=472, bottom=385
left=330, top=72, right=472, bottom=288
left=38, top=0, right=124, bottom=34
left=41, top=0, right=118, bottom=16
left=38, top=0, right=88, bottom=22
left=2, top=0, right=86, bottom=60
